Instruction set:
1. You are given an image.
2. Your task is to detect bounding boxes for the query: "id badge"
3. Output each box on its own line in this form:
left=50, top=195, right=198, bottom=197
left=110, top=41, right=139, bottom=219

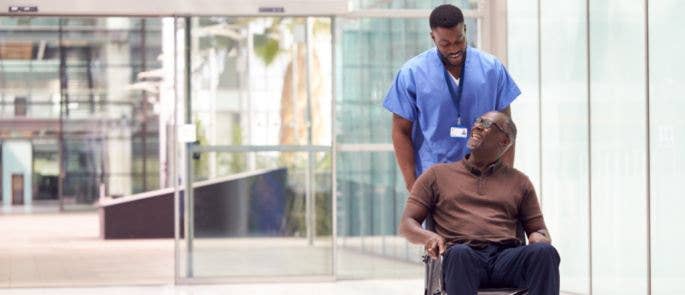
left=450, top=126, right=468, bottom=138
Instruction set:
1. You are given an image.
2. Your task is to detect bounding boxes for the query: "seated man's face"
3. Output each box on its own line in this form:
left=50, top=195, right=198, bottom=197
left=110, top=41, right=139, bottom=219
left=467, top=112, right=509, bottom=153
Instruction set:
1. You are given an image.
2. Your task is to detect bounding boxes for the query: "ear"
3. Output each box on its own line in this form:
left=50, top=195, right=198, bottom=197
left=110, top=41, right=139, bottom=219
left=430, top=31, right=435, bottom=41
left=500, top=134, right=511, bottom=147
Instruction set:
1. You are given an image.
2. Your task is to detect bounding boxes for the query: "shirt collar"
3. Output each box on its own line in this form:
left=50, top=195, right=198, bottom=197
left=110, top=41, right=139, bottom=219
left=462, top=154, right=503, bottom=177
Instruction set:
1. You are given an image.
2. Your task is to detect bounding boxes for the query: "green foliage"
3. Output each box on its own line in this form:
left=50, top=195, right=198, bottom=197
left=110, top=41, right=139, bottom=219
left=316, top=153, right=332, bottom=171
left=193, top=118, right=209, bottom=181
left=253, top=34, right=281, bottom=66
left=283, top=189, right=306, bottom=236
left=228, top=123, right=246, bottom=173
left=315, top=191, right=332, bottom=236
left=312, top=19, right=331, bottom=36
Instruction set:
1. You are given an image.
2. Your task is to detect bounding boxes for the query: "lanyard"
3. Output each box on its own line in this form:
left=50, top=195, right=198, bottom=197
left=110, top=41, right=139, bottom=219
left=444, top=50, right=467, bottom=125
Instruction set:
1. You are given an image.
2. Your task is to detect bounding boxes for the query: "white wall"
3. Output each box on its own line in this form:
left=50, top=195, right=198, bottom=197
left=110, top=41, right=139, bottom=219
left=2, top=140, right=33, bottom=207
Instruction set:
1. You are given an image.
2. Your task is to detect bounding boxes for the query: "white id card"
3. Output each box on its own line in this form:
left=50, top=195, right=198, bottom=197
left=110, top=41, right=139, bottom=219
left=450, top=126, right=468, bottom=138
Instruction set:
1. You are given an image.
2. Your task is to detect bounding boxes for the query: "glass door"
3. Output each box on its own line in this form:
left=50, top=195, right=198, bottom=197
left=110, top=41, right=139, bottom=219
left=174, top=16, right=334, bottom=281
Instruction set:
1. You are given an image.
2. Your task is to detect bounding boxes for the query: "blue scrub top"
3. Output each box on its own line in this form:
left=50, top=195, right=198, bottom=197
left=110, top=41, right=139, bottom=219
left=383, top=47, right=521, bottom=176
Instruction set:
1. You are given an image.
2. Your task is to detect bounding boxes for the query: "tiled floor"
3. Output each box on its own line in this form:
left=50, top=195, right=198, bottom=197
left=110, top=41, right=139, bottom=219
left=0, top=212, right=175, bottom=287
left=0, top=211, right=421, bottom=288
left=0, top=279, right=425, bottom=295
left=0, top=210, right=576, bottom=294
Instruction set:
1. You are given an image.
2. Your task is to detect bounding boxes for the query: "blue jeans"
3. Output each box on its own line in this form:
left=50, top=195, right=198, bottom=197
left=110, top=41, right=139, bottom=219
left=442, top=243, right=560, bottom=295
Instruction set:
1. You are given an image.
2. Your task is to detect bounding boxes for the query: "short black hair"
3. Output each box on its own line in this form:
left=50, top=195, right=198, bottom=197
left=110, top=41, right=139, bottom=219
left=501, top=115, right=517, bottom=141
left=429, top=4, right=464, bottom=30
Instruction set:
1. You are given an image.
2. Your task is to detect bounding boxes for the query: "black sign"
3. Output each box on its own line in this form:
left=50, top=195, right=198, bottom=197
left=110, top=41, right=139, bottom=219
left=8, top=5, right=38, bottom=13
left=258, top=6, right=285, bottom=13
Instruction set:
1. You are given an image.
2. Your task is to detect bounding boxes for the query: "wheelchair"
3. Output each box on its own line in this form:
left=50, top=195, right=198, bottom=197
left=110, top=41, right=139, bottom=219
left=423, top=215, right=529, bottom=295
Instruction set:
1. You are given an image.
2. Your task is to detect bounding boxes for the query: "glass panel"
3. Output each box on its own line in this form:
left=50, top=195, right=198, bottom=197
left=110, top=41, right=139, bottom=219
left=539, top=1, right=590, bottom=293
left=0, top=17, right=163, bottom=208
left=334, top=16, right=479, bottom=278
left=0, top=16, right=173, bottom=287
left=190, top=16, right=331, bottom=153
left=180, top=16, right=333, bottom=279
left=335, top=17, right=478, bottom=145
left=589, top=1, right=648, bottom=294
left=58, top=17, right=163, bottom=209
left=0, top=17, right=61, bottom=120
left=351, top=0, right=477, bottom=10
left=1, top=17, right=62, bottom=209
left=334, top=17, right=422, bottom=279
left=33, top=139, right=60, bottom=203
left=507, top=0, right=540, bottom=191
left=650, top=1, right=685, bottom=293
left=336, top=150, right=423, bottom=279
left=181, top=151, right=332, bottom=277
left=336, top=18, right=430, bottom=145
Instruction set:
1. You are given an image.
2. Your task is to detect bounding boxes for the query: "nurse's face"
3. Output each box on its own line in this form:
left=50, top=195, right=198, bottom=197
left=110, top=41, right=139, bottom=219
left=431, top=23, right=467, bottom=68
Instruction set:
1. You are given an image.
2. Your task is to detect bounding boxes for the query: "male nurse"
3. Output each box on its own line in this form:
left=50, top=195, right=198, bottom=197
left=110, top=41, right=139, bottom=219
left=383, top=4, right=521, bottom=192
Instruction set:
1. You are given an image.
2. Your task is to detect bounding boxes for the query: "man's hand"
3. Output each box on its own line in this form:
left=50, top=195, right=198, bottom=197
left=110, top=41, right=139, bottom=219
left=528, top=231, right=551, bottom=244
left=405, top=180, right=415, bottom=193
left=425, top=234, right=446, bottom=259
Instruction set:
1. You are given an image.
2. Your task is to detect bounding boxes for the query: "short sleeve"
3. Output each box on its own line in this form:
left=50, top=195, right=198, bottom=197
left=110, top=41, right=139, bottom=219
left=383, top=67, right=418, bottom=122
left=519, top=177, right=547, bottom=235
left=407, top=167, right=437, bottom=210
left=495, top=62, right=521, bottom=111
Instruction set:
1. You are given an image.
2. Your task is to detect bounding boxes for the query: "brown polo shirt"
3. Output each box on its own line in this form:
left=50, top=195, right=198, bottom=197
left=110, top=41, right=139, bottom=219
left=408, top=157, right=547, bottom=247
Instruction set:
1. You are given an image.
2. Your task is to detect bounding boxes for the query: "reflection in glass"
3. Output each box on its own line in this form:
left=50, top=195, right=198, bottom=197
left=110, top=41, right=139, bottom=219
left=0, top=17, right=163, bottom=210
left=189, top=17, right=331, bottom=147
left=190, top=17, right=332, bottom=179
left=179, top=16, right=334, bottom=280
left=182, top=151, right=332, bottom=278
left=336, top=150, right=422, bottom=279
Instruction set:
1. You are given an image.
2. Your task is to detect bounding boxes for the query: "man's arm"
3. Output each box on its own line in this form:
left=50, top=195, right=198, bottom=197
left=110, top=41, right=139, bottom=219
left=529, top=229, right=552, bottom=244
left=501, top=106, right=516, bottom=167
left=399, top=201, right=445, bottom=259
left=528, top=229, right=552, bottom=244
left=392, top=114, right=417, bottom=192
left=519, top=178, right=552, bottom=244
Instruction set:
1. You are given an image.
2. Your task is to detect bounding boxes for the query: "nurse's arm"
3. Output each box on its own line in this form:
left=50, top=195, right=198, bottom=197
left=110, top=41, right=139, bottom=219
left=392, top=114, right=417, bottom=192
left=501, top=106, right=516, bottom=167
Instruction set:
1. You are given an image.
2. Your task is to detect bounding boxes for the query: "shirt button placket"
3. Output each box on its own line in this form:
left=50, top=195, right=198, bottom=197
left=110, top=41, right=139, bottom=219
left=477, top=177, right=485, bottom=195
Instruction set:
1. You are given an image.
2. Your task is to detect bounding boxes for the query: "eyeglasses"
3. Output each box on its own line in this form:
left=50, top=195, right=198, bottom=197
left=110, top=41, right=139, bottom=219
left=474, top=117, right=509, bottom=137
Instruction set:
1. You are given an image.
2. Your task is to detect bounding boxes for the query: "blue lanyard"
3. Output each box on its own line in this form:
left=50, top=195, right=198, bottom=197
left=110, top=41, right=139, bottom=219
left=444, top=50, right=467, bottom=125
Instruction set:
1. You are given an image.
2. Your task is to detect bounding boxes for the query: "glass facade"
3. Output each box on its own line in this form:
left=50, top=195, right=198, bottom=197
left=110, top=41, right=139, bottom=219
left=541, top=1, right=591, bottom=293
left=0, top=17, right=162, bottom=209
left=649, top=0, right=685, bottom=294
left=177, top=16, right=334, bottom=280
left=334, top=14, right=479, bottom=278
left=351, top=0, right=476, bottom=10
left=590, top=1, right=648, bottom=293
left=508, top=0, right=685, bottom=293
left=1, top=1, right=684, bottom=292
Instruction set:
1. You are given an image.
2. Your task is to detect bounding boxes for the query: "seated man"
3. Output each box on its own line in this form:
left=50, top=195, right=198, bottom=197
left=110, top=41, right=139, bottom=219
left=399, top=111, right=560, bottom=295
